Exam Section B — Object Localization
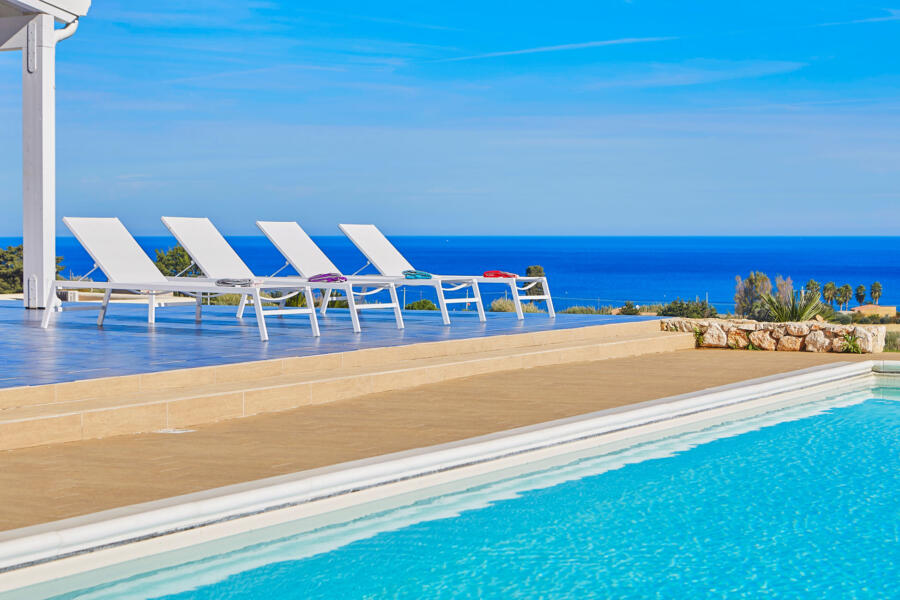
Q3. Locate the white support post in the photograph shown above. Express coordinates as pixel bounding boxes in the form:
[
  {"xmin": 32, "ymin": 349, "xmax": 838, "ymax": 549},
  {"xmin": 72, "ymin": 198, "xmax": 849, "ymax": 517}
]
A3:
[{"xmin": 21, "ymin": 14, "xmax": 56, "ymax": 309}]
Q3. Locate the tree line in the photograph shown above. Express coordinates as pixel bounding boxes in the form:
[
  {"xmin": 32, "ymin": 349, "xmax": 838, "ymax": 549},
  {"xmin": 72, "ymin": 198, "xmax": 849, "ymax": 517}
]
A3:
[
  {"xmin": 735, "ymin": 271, "xmax": 883, "ymax": 319},
  {"xmin": 801, "ymin": 279, "xmax": 881, "ymax": 311},
  {"xmin": 0, "ymin": 245, "xmax": 64, "ymax": 294}
]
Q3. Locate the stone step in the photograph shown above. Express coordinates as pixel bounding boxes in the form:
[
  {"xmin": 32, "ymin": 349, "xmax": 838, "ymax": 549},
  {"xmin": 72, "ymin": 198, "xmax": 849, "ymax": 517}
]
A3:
[
  {"xmin": 0, "ymin": 329, "xmax": 692, "ymax": 451},
  {"xmin": 0, "ymin": 320, "xmax": 661, "ymax": 412}
]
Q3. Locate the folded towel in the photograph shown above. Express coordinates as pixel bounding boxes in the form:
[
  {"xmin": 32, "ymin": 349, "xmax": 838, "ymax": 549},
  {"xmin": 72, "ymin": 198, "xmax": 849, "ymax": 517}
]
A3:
[
  {"xmin": 216, "ymin": 278, "xmax": 253, "ymax": 287},
  {"xmin": 309, "ymin": 272, "xmax": 348, "ymax": 283},
  {"xmin": 483, "ymin": 270, "xmax": 518, "ymax": 278},
  {"xmin": 403, "ymin": 269, "xmax": 432, "ymax": 280}
]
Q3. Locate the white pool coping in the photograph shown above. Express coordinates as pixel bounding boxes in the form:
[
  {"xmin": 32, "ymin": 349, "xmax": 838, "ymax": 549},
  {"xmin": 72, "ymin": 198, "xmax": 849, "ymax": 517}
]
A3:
[{"xmin": 0, "ymin": 359, "xmax": 897, "ymax": 592}]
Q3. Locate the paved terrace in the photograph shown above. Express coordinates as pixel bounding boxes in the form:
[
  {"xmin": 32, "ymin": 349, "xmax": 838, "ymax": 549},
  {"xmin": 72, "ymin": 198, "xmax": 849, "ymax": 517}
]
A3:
[
  {"xmin": 0, "ymin": 348, "xmax": 890, "ymax": 531},
  {"xmin": 0, "ymin": 300, "xmax": 652, "ymax": 388}
]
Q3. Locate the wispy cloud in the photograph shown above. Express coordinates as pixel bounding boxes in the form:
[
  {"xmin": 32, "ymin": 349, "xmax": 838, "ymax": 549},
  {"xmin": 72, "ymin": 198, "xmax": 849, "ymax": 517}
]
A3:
[
  {"xmin": 297, "ymin": 8, "xmax": 463, "ymax": 32},
  {"xmin": 587, "ymin": 60, "xmax": 806, "ymax": 89},
  {"xmin": 438, "ymin": 36, "xmax": 677, "ymax": 62},
  {"xmin": 164, "ymin": 64, "xmax": 344, "ymax": 85},
  {"xmin": 344, "ymin": 14, "xmax": 463, "ymax": 32},
  {"xmin": 815, "ymin": 8, "xmax": 900, "ymax": 27}
]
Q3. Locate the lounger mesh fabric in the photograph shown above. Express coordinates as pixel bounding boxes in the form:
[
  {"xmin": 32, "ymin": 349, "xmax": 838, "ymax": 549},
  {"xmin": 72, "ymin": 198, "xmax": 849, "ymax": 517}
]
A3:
[
  {"xmin": 63, "ymin": 217, "xmax": 168, "ymax": 284},
  {"xmin": 161, "ymin": 216, "xmax": 255, "ymax": 279},
  {"xmin": 338, "ymin": 224, "xmax": 415, "ymax": 277},
  {"xmin": 256, "ymin": 221, "xmax": 339, "ymax": 278}
]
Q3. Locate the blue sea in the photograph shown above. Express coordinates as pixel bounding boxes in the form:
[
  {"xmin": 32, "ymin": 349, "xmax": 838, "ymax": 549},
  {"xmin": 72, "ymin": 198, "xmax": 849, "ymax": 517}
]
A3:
[{"xmin": 2, "ymin": 236, "xmax": 898, "ymax": 311}]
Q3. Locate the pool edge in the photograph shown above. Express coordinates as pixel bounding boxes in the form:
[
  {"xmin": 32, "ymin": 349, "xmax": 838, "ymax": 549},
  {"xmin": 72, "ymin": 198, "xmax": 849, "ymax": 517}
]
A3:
[{"xmin": 0, "ymin": 359, "xmax": 895, "ymax": 585}]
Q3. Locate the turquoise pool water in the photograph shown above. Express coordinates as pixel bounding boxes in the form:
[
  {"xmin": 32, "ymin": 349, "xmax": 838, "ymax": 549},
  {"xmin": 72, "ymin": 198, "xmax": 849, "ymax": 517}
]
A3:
[{"xmin": 27, "ymin": 387, "xmax": 900, "ymax": 599}]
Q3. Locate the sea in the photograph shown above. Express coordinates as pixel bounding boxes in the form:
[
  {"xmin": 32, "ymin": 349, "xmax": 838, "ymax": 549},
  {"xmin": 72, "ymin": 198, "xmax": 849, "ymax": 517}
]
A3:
[{"xmin": 2, "ymin": 236, "xmax": 898, "ymax": 311}]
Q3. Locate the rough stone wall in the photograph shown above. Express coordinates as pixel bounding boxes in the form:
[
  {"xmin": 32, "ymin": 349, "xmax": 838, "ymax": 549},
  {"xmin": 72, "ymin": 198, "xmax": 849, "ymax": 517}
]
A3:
[{"xmin": 661, "ymin": 318, "xmax": 886, "ymax": 353}]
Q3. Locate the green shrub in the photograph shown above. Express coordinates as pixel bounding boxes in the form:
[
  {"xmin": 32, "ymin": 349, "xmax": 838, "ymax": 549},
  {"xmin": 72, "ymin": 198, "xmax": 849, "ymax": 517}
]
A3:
[
  {"xmin": 522, "ymin": 302, "xmax": 545, "ymax": 314},
  {"xmin": 885, "ymin": 331, "xmax": 900, "ymax": 352},
  {"xmin": 284, "ymin": 291, "xmax": 310, "ymax": 307},
  {"xmin": 561, "ymin": 303, "xmax": 646, "ymax": 316},
  {"xmin": 154, "ymin": 246, "xmax": 200, "ymax": 277},
  {"xmin": 560, "ymin": 305, "xmax": 597, "ymax": 314},
  {"xmin": 0, "ymin": 244, "xmax": 64, "ymax": 293},
  {"xmin": 619, "ymin": 301, "xmax": 640, "ymax": 315},
  {"xmin": 490, "ymin": 298, "xmax": 544, "ymax": 313},
  {"xmin": 692, "ymin": 327, "xmax": 704, "ymax": 347},
  {"xmin": 842, "ymin": 333, "xmax": 863, "ymax": 354},
  {"xmin": 734, "ymin": 271, "xmax": 772, "ymax": 320},
  {"xmin": 405, "ymin": 299, "xmax": 437, "ymax": 311},
  {"xmin": 846, "ymin": 312, "xmax": 900, "ymax": 325},
  {"xmin": 208, "ymin": 291, "xmax": 308, "ymax": 307},
  {"xmin": 524, "ymin": 265, "xmax": 546, "ymax": 297},
  {"xmin": 319, "ymin": 289, "xmax": 348, "ymax": 308},
  {"xmin": 208, "ymin": 294, "xmax": 243, "ymax": 306},
  {"xmin": 658, "ymin": 298, "xmax": 717, "ymax": 319}
]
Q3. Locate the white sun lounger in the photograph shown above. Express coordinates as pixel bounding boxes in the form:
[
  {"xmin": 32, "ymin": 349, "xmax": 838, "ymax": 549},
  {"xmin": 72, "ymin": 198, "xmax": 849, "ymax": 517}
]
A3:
[
  {"xmin": 332, "ymin": 224, "xmax": 486, "ymax": 325},
  {"xmin": 161, "ymin": 217, "xmax": 399, "ymax": 334},
  {"xmin": 339, "ymin": 224, "xmax": 555, "ymax": 321},
  {"xmin": 41, "ymin": 218, "xmax": 298, "ymax": 341},
  {"xmin": 256, "ymin": 221, "xmax": 405, "ymax": 329}
]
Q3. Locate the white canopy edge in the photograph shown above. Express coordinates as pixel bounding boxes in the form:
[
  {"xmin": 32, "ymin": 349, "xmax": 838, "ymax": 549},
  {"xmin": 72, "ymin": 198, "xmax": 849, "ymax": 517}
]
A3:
[{"xmin": 0, "ymin": 0, "xmax": 90, "ymax": 23}]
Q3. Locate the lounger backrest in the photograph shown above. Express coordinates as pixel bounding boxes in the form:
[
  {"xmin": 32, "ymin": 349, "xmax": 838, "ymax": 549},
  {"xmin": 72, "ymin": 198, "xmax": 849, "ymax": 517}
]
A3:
[
  {"xmin": 256, "ymin": 221, "xmax": 339, "ymax": 278},
  {"xmin": 161, "ymin": 217, "xmax": 254, "ymax": 279},
  {"xmin": 63, "ymin": 217, "xmax": 168, "ymax": 284},
  {"xmin": 338, "ymin": 224, "xmax": 414, "ymax": 277}
]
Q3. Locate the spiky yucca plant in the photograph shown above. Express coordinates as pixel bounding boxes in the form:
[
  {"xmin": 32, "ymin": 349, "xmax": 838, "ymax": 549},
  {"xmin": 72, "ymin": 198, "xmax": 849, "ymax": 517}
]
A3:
[{"xmin": 762, "ymin": 291, "xmax": 824, "ymax": 322}]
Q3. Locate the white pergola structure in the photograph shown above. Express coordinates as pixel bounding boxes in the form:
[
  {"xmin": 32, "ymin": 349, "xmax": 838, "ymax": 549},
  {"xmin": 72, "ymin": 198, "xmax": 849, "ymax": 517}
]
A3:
[{"xmin": 0, "ymin": 0, "xmax": 90, "ymax": 308}]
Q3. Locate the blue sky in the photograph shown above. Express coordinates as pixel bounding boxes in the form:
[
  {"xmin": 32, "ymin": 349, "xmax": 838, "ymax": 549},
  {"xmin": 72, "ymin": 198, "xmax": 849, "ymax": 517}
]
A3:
[{"xmin": 1, "ymin": 1, "xmax": 899, "ymax": 235}]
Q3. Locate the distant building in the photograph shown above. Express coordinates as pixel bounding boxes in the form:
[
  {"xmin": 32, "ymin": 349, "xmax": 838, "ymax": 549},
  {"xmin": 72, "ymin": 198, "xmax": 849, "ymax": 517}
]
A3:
[{"xmin": 851, "ymin": 304, "xmax": 897, "ymax": 317}]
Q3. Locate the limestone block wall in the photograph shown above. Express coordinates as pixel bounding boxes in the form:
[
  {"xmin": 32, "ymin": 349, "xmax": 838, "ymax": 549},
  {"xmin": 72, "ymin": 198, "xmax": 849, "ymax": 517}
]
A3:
[{"xmin": 661, "ymin": 318, "xmax": 886, "ymax": 353}]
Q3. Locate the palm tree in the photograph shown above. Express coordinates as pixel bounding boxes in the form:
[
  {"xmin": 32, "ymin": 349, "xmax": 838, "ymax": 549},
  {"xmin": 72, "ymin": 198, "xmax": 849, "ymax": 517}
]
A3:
[
  {"xmin": 804, "ymin": 279, "xmax": 821, "ymax": 300},
  {"xmin": 823, "ymin": 282, "xmax": 837, "ymax": 307},
  {"xmin": 838, "ymin": 284, "xmax": 852, "ymax": 311},
  {"xmin": 855, "ymin": 285, "xmax": 867, "ymax": 306},
  {"xmin": 871, "ymin": 281, "xmax": 883, "ymax": 305}
]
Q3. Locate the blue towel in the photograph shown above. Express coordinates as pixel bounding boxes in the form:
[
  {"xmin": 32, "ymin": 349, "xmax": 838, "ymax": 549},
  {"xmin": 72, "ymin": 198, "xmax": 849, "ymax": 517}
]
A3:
[{"xmin": 403, "ymin": 270, "xmax": 432, "ymax": 280}]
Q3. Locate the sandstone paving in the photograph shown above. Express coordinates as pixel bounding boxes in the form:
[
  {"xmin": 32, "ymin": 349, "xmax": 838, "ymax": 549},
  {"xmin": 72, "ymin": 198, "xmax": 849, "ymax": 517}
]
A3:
[{"xmin": 0, "ymin": 349, "xmax": 891, "ymax": 531}]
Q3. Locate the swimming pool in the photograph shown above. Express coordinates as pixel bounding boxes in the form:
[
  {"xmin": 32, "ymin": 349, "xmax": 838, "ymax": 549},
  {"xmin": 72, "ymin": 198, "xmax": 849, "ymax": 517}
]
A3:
[{"xmin": 2, "ymin": 364, "xmax": 898, "ymax": 599}]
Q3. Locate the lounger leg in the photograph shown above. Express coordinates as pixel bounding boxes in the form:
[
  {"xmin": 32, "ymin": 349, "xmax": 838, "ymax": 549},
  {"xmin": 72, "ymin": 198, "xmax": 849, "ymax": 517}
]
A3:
[
  {"xmin": 304, "ymin": 287, "xmax": 320, "ymax": 337},
  {"xmin": 251, "ymin": 289, "xmax": 268, "ymax": 341},
  {"xmin": 195, "ymin": 294, "xmax": 203, "ymax": 322},
  {"xmin": 236, "ymin": 294, "xmax": 247, "ymax": 319},
  {"xmin": 543, "ymin": 278, "xmax": 556, "ymax": 318},
  {"xmin": 471, "ymin": 281, "xmax": 486, "ymax": 322},
  {"xmin": 40, "ymin": 281, "xmax": 58, "ymax": 329},
  {"xmin": 98, "ymin": 289, "xmax": 112, "ymax": 326},
  {"xmin": 510, "ymin": 282, "xmax": 525, "ymax": 320},
  {"xmin": 320, "ymin": 288, "xmax": 332, "ymax": 315},
  {"xmin": 345, "ymin": 286, "xmax": 361, "ymax": 333},
  {"xmin": 389, "ymin": 284, "xmax": 405, "ymax": 329},
  {"xmin": 435, "ymin": 284, "xmax": 451, "ymax": 325},
  {"xmin": 148, "ymin": 292, "xmax": 156, "ymax": 324}
]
